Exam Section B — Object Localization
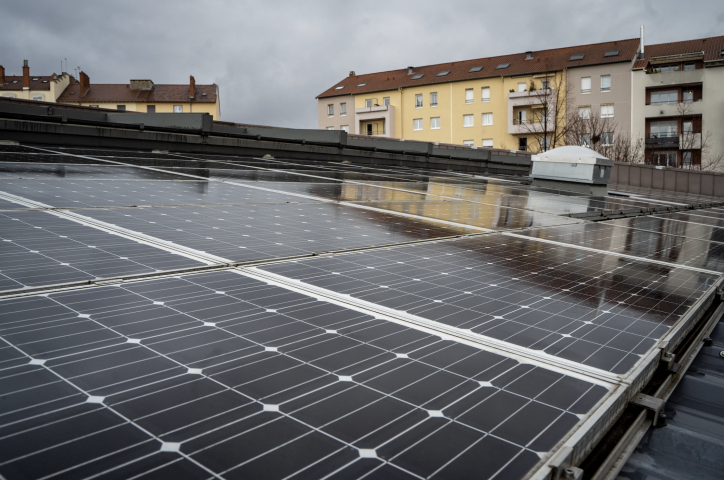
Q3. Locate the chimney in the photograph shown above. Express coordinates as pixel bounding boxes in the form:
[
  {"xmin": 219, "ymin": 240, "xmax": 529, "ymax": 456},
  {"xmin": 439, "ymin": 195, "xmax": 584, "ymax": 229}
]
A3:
[
  {"xmin": 189, "ymin": 75, "xmax": 195, "ymax": 98},
  {"xmin": 525, "ymin": 51, "xmax": 533, "ymax": 60},
  {"xmin": 407, "ymin": 66, "xmax": 414, "ymax": 75},
  {"xmin": 22, "ymin": 60, "xmax": 29, "ymax": 90},
  {"xmin": 0, "ymin": 65, "xmax": 5, "ymax": 85},
  {"xmin": 349, "ymin": 71, "xmax": 356, "ymax": 77},
  {"xmin": 640, "ymin": 25, "xmax": 645, "ymax": 60},
  {"xmin": 79, "ymin": 71, "xmax": 90, "ymax": 96}
]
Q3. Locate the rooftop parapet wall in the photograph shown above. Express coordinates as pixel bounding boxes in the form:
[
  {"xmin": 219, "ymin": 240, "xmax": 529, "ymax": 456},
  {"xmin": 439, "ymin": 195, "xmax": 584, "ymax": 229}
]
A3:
[{"xmin": 611, "ymin": 161, "xmax": 724, "ymax": 197}]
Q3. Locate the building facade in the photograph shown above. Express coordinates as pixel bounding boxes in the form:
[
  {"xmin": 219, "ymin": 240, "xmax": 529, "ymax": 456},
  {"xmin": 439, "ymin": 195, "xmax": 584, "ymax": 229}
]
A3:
[
  {"xmin": 631, "ymin": 37, "xmax": 724, "ymax": 170},
  {"xmin": 318, "ymin": 92, "xmax": 355, "ymax": 133},
  {"xmin": 0, "ymin": 61, "xmax": 220, "ymax": 120}
]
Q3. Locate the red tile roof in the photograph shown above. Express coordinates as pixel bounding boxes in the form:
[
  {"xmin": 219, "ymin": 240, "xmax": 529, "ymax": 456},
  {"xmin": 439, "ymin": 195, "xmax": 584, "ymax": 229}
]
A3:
[
  {"xmin": 633, "ymin": 35, "xmax": 724, "ymax": 69},
  {"xmin": 56, "ymin": 83, "xmax": 217, "ymax": 103},
  {"xmin": 317, "ymin": 38, "xmax": 640, "ymax": 99},
  {"xmin": 0, "ymin": 75, "xmax": 55, "ymax": 91}
]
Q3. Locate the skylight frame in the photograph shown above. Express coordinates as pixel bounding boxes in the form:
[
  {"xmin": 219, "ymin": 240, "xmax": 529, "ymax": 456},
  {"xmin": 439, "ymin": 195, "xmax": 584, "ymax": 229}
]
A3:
[
  {"xmin": 469, "ymin": 66, "xmax": 483, "ymax": 72},
  {"xmin": 496, "ymin": 63, "xmax": 510, "ymax": 70},
  {"xmin": 411, "ymin": 74, "xmax": 424, "ymax": 80},
  {"xmin": 436, "ymin": 71, "xmax": 450, "ymax": 77},
  {"xmin": 570, "ymin": 54, "xmax": 585, "ymax": 61},
  {"xmin": 357, "ymin": 83, "xmax": 367, "ymax": 87},
  {"xmin": 334, "ymin": 86, "xmax": 345, "ymax": 90},
  {"xmin": 604, "ymin": 50, "xmax": 620, "ymax": 57}
]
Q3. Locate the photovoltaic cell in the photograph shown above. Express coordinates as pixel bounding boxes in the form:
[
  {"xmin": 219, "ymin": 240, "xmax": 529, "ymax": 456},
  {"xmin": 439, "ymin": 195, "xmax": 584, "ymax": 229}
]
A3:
[
  {"xmin": 259, "ymin": 235, "xmax": 717, "ymax": 374},
  {"xmin": 0, "ymin": 270, "xmax": 609, "ymax": 480},
  {"xmin": 0, "ymin": 210, "xmax": 203, "ymax": 291},
  {"xmin": 606, "ymin": 215, "xmax": 724, "ymax": 244}
]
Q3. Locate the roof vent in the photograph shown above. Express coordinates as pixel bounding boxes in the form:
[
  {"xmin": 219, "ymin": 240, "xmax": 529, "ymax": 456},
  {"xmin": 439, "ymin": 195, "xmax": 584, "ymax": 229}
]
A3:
[
  {"xmin": 411, "ymin": 74, "xmax": 424, "ymax": 80},
  {"xmin": 496, "ymin": 63, "xmax": 510, "ymax": 70},
  {"xmin": 407, "ymin": 66, "xmax": 414, "ymax": 75},
  {"xmin": 130, "ymin": 79, "xmax": 154, "ymax": 91},
  {"xmin": 604, "ymin": 50, "xmax": 620, "ymax": 57},
  {"xmin": 525, "ymin": 52, "xmax": 533, "ymax": 60},
  {"xmin": 469, "ymin": 66, "xmax": 483, "ymax": 72},
  {"xmin": 436, "ymin": 71, "xmax": 450, "ymax": 77},
  {"xmin": 570, "ymin": 54, "xmax": 585, "ymax": 61}
]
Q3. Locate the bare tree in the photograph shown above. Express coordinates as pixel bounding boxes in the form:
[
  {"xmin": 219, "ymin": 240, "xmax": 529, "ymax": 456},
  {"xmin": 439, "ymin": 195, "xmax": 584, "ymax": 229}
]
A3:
[
  {"xmin": 675, "ymin": 101, "xmax": 723, "ymax": 171},
  {"xmin": 566, "ymin": 107, "xmax": 645, "ymax": 163},
  {"xmin": 514, "ymin": 69, "xmax": 576, "ymax": 153}
]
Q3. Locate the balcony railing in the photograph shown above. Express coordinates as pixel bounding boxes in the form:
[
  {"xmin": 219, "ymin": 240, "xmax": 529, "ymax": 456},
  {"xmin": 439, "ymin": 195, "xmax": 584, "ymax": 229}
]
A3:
[
  {"xmin": 650, "ymin": 133, "xmax": 678, "ymax": 138},
  {"xmin": 361, "ymin": 129, "xmax": 385, "ymax": 136},
  {"xmin": 513, "ymin": 118, "xmax": 537, "ymax": 125}
]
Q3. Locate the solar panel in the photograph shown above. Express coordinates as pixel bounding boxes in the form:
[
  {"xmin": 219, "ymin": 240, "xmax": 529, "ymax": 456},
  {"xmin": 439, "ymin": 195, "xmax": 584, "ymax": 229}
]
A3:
[
  {"xmin": 496, "ymin": 63, "xmax": 510, "ymax": 69},
  {"xmin": 604, "ymin": 50, "xmax": 620, "ymax": 57},
  {"xmin": 469, "ymin": 66, "xmax": 483, "ymax": 72},
  {"xmin": 436, "ymin": 71, "xmax": 450, "ymax": 76},
  {"xmin": 1, "ymin": 141, "xmax": 723, "ymax": 479},
  {"xmin": 570, "ymin": 54, "xmax": 585, "ymax": 61},
  {"xmin": 411, "ymin": 74, "xmax": 424, "ymax": 80}
]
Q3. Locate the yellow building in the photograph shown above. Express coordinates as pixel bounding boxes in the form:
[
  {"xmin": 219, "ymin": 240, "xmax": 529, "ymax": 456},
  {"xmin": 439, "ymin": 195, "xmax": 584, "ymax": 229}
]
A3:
[
  {"xmin": 1, "ymin": 60, "xmax": 220, "ymax": 120},
  {"xmin": 318, "ymin": 39, "xmax": 639, "ymax": 151}
]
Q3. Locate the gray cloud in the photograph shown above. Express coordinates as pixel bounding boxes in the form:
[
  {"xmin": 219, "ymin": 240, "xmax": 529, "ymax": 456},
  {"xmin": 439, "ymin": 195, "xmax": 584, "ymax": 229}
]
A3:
[{"xmin": 1, "ymin": 0, "xmax": 721, "ymax": 128}]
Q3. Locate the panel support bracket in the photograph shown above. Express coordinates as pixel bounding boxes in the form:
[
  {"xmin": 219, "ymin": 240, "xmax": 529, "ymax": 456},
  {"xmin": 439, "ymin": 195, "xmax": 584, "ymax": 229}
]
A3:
[{"xmin": 630, "ymin": 393, "xmax": 667, "ymax": 428}]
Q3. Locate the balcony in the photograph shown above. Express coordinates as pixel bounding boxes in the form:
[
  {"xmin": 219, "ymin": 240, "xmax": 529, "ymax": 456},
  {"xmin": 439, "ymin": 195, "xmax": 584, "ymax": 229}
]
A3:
[
  {"xmin": 359, "ymin": 129, "xmax": 386, "ymax": 136},
  {"xmin": 355, "ymin": 104, "xmax": 395, "ymax": 138},
  {"xmin": 645, "ymin": 133, "xmax": 679, "ymax": 149},
  {"xmin": 508, "ymin": 89, "xmax": 554, "ymax": 134},
  {"xmin": 641, "ymin": 68, "xmax": 704, "ymax": 88},
  {"xmin": 643, "ymin": 99, "xmax": 703, "ymax": 118}
]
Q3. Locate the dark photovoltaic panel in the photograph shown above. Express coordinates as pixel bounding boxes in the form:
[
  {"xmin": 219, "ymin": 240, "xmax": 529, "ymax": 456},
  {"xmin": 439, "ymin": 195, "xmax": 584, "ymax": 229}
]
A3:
[
  {"xmin": 516, "ymin": 222, "xmax": 724, "ymax": 273},
  {"xmin": 0, "ymin": 270, "xmax": 609, "ymax": 479},
  {"xmin": 73, "ymin": 203, "xmax": 468, "ymax": 262},
  {"xmin": 652, "ymin": 211, "xmax": 724, "ymax": 230},
  {"xmin": 0, "ymin": 179, "xmax": 303, "ymax": 208},
  {"xmin": 0, "ymin": 197, "xmax": 27, "ymax": 210},
  {"xmin": 606, "ymin": 215, "xmax": 724, "ymax": 244},
  {"xmin": 0, "ymin": 162, "xmax": 184, "ymax": 180},
  {"xmin": 0, "ymin": 210, "xmax": 203, "ymax": 291},
  {"xmin": 259, "ymin": 235, "xmax": 717, "ymax": 374}
]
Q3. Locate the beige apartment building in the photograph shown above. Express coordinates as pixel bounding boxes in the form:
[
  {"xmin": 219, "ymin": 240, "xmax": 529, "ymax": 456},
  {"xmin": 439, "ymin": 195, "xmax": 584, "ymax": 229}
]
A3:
[
  {"xmin": 0, "ymin": 60, "xmax": 221, "ymax": 120},
  {"xmin": 317, "ymin": 93, "xmax": 355, "ymax": 133}
]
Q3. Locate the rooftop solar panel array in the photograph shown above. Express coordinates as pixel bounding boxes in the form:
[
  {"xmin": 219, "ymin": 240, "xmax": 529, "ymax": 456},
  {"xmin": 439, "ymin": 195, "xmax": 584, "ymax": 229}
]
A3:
[{"xmin": 0, "ymin": 144, "xmax": 722, "ymax": 480}]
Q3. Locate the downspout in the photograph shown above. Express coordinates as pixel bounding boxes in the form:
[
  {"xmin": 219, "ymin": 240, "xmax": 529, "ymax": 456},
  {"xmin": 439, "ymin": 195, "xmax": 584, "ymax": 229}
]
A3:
[
  {"xmin": 449, "ymin": 82, "xmax": 453, "ymax": 143},
  {"xmin": 398, "ymin": 87, "xmax": 403, "ymax": 138}
]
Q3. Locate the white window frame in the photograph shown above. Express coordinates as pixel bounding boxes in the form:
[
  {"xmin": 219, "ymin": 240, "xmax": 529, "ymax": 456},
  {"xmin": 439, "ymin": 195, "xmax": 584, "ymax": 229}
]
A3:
[
  {"xmin": 581, "ymin": 77, "xmax": 591, "ymax": 94},
  {"xmin": 600, "ymin": 104, "xmax": 614, "ymax": 118},
  {"xmin": 517, "ymin": 82, "xmax": 527, "ymax": 92},
  {"xmin": 578, "ymin": 106, "xmax": 591, "ymax": 119},
  {"xmin": 340, "ymin": 125, "xmax": 349, "ymax": 133},
  {"xmin": 482, "ymin": 139, "xmax": 493, "ymax": 147},
  {"xmin": 173, "ymin": 105, "xmax": 183, "ymax": 113},
  {"xmin": 601, "ymin": 132, "xmax": 614, "ymax": 146},
  {"xmin": 463, "ymin": 140, "xmax": 474, "ymax": 146},
  {"xmin": 481, "ymin": 87, "xmax": 490, "ymax": 103},
  {"xmin": 415, "ymin": 94, "xmax": 423, "ymax": 108},
  {"xmin": 465, "ymin": 89, "xmax": 474, "ymax": 104},
  {"xmin": 683, "ymin": 120, "xmax": 693, "ymax": 134},
  {"xmin": 600, "ymin": 75, "xmax": 611, "ymax": 92},
  {"xmin": 340, "ymin": 103, "xmax": 346, "ymax": 116},
  {"xmin": 430, "ymin": 117, "xmax": 440, "ymax": 130},
  {"xmin": 579, "ymin": 134, "xmax": 591, "ymax": 147},
  {"xmin": 327, "ymin": 104, "xmax": 334, "ymax": 117},
  {"xmin": 463, "ymin": 114, "xmax": 474, "ymax": 127},
  {"xmin": 365, "ymin": 99, "xmax": 372, "ymax": 108},
  {"xmin": 326, "ymin": 126, "xmax": 334, "ymax": 130},
  {"xmin": 1, "ymin": 93, "xmax": 17, "ymax": 98},
  {"xmin": 541, "ymin": 80, "xmax": 550, "ymax": 89},
  {"xmin": 482, "ymin": 113, "xmax": 493, "ymax": 126},
  {"xmin": 383, "ymin": 97, "xmax": 390, "ymax": 106},
  {"xmin": 413, "ymin": 118, "xmax": 423, "ymax": 131},
  {"xmin": 31, "ymin": 93, "xmax": 45, "ymax": 101},
  {"xmin": 430, "ymin": 92, "xmax": 438, "ymax": 107}
]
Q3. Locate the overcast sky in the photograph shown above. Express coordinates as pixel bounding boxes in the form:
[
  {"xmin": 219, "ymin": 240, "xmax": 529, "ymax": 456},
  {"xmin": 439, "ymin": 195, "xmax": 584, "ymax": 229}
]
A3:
[{"xmin": 1, "ymin": 0, "xmax": 722, "ymax": 128}]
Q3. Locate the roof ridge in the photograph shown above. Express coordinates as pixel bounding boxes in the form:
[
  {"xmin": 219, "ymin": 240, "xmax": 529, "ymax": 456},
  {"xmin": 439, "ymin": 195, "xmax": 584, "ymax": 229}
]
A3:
[{"xmin": 647, "ymin": 34, "xmax": 724, "ymax": 49}]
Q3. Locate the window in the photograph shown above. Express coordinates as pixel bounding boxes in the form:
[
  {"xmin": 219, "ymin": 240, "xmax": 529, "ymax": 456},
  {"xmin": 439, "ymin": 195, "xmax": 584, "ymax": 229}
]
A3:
[
  {"xmin": 463, "ymin": 114, "xmax": 474, "ymax": 127},
  {"xmin": 413, "ymin": 118, "xmax": 423, "ymax": 131},
  {"xmin": 541, "ymin": 80, "xmax": 550, "ymax": 89},
  {"xmin": 118, "ymin": 105, "xmax": 127, "ymax": 111},
  {"xmin": 430, "ymin": 92, "xmax": 438, "ymax": 107},
  {"xmin": 517, "ymin": 82, "xmax": 526, "ymax": 92},
  {"xmin": 465, "ymin": 89, "xmax": 474, "ymax": 104},
  {"xmin": 31, "ymin": 94, "xmax": 44, "ymax": 101},
  {"xmin": 89, "ymin": 105, "xmax": 99, "ymax": 108},
  {"xmin": 1, "ymin": 93, "xmax": 17, "ymax": 98},
  {"xmin": 463, "ymin": 140, "xmax": 474, "ymax": 146},
  {"xmin": 481, "ymin": 87, "xmax": 490, "ymax": 103},
  {"xmin": 602, "ymin": 132, "xmax": 614, "ymax": 146},
  {"xmin": 326, "ymin": 127, "xmax": 334, "ymax": 130},
  {"xmin": 383, "ymin": 97, "xmax": 390, "ymax": 106},
  {"xmin": 581, "ymin": 77, "xmax": 591, "ymax": 94},
  {"xmin": 684, "ymin": 64, "xmax": 695, "ymax": 71},
  {"xmin": 682, "ymin": 90, "xmax": 693, "ymax": 103},
  {"xmin": 437, "ymin": 71, "xmax": 450, "ymax": 77},
  {"xmin": 496, "ymin": 63, "xmax": 510, "ymax": 70},
  {"xmin": 482, "ymin": 139, "xmax": 493, "ymax": 147},
  {"xmin": 657, "ymin": 65, "xmax": 680, "ymax": 73},
  {"xmin": 340, "ymin": 103, "xmax": 346, "ymax": 116},
  {"xmin": 600, "ymin": 104, "xmax": 614, "ymax": 118},
  {"xmin": 365, "ymin": 99, "xmax": 372, "ymax": 108},
  {"xmin": 570, "ymin": 54, "xmax": 585, "ymax": 61},
  {"xmin": 579, "ymin": 134, "xmax": 591, "ymax": 147},
  {"xmin": 357, "ymin": 83, "xmax": 367, "ymax": 87},
  {"xmin": 340, "ymin": 125, "xmax": 349, "ymax": 133},
  {"xmin": 650, "ymin": 120, "xmax": 678, "ymax": 138},
  {"xmin": 415, "ymin": 94, "xmax": 423, "ymax": 108},
  {"xmin": 683, "ymin": 120, "xmax": 693, "ymax": 134},
  {"xmin": 516, "ymin": 110, "xmax": 527, "ymax": 125},
  {"xmin": 173, "ymin": 105, "xmax": 182, "ymax": 113},
  {"xmin": 578, "ymin": 106, "xmax": 591, "ymax": 119},
  {"xmin": 650, "ymin": 90, "xmax": 677, "ymax": 105},
  {"xmin": 335, "ymin": 86, "xmax": 345, "ymax": 90},
  {"xmin": 683, "ymin": 151, "xmax": 692, "ymax": 166},
  {"xmin": 600, "ymin": 75, "xmax": 611, "ymax": 92},
  {"xmin": 650, "ymin": 151, "xmax": 678, "ymax": 167},
  {"xmin": 327, "ymin": 104, "xmax": 334, "ymax": 117},
  {"xmin": 604, "ymin": 50, "xmax": 620, "ymax": 57},
  {"xmin": 542, "ymin": 135, "xmax": 551, "ymax": 151},
  {"xmin": 411, "ymin": 74, "xmax": 424, "ymax": 80},
  {"xmin": 469, "ymin": 66, "xmax": 483, "ymax": 72},
  {"xmin": 518, "ymin": 137, "xmax": 527, "ymax": 151},
  {"xmin": 431, "ymin": 117, "xmax": 440, "ymax": 129},
  {"xmin": 482, "ymin": 113, "xmax": 493, "ymax": 126}
]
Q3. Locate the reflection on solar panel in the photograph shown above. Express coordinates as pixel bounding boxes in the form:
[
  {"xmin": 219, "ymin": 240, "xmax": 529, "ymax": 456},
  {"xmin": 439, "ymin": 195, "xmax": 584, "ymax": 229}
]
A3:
[{"xmin": 0, "ymin": 144, "xmax": 722, "ymax": 479}]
